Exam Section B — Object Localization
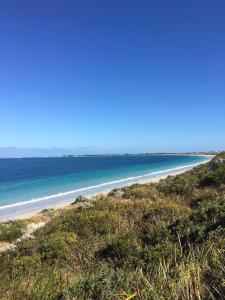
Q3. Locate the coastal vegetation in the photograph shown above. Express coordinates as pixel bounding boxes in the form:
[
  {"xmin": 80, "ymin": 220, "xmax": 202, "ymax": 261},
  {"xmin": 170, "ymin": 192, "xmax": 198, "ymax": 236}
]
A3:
[
  {"xmin": 0, "ymin": 153, "xmax": 224, "ymax": 299},
  {"xmin": 0, "ymin": 220, "xmax": 26, "ymax": 243}
]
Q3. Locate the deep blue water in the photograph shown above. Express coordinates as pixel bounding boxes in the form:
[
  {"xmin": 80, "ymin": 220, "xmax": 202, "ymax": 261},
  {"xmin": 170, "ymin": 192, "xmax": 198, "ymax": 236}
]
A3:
[{"xmin": 0, "ymin": 155, "xmax": 209, "ymax": 209}]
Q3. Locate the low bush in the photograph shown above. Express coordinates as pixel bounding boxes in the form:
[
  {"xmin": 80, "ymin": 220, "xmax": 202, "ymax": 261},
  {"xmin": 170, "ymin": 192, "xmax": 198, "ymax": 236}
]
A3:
[
  {"xmin": 99, "ymin": 231, "xmax": 142, "ymax": 267},
  {"xmin": 122, "ymin": 183, "xmax": 159, "ymax": 200},
  {"xmin": 0, "ymin": 220, "xmax": 26, "ymax": 243},
  {"xmin": 38, "ymin": 232, "xmax": 72, "ymax": 265}
]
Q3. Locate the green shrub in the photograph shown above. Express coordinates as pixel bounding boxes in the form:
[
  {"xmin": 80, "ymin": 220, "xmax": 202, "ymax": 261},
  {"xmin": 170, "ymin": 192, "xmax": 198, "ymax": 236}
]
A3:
[
  {"xmin": 99, "ymin": 231, "xmax": 142, "ymax": 267},
  {"xmin": 169, "ymin": 199, "xmax": 225, "ymax": 246},
  {"xmin": 157, "ymin": 175, "xmax": 196, "ymax": 196},
  {"xmin": 213, "ymin": 165, "xmax": 225, "ymax": 185},
  {"xmin": 38, "ymin": 232, "xmax": 71, "ymax": 265},
  {"xmin": 56, "ymin": 209, "xmax": 124, "ymax": 237},
  {"xmin": 122, "ymin": 183, "xmax": 159, "ymax": 200},
  {"xmin": 190, "ymin": 189, "xmax": 218, "ymax": 208},
  {"xmin": 0, "ymin": 221, "xmax": 26, "ymax": 243}
]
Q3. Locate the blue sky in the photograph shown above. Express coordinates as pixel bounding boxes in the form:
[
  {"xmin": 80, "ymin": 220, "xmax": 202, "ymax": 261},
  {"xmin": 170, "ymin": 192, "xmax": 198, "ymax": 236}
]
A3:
[{"xmin": 0, "ymin": 0, "xmax": 225, "ymax": 154}]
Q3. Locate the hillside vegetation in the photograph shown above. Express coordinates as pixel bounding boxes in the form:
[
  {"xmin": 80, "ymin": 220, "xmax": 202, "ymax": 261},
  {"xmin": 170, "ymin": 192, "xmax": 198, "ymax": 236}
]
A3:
[{"xmin": 0, "ymin": 154, "xmax": 224, "ymax": 299}]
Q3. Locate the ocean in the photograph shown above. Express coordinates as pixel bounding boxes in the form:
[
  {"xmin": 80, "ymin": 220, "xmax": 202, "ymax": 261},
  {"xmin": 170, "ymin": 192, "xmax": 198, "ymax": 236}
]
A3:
[{"xmin": 0, "ymin": 155, "xmax": 211, "ymax": 220}]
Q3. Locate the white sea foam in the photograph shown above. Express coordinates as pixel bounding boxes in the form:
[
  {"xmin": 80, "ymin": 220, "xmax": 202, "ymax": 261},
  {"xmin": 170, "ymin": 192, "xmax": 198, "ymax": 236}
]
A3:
[{"xmin": 0, "ymin": 158, "xmax": 211, "ymax": 211}]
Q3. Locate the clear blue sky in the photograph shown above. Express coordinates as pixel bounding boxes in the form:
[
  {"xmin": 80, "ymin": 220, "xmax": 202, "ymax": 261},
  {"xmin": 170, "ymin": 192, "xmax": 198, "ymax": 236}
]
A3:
[{"xmin": 1, "ymin": 0, "xmax": 225, "ymax": 153}]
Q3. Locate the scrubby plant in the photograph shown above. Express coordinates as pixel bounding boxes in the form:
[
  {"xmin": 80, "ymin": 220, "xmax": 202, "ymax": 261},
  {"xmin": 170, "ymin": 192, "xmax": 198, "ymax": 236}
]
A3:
[
  {"xmin": 0, "ymin": 220, "xmax": 26, "ymax": 243},
  {"xmin": 122, "ymin": 183, "xmax": 159, "ymax": 200}
]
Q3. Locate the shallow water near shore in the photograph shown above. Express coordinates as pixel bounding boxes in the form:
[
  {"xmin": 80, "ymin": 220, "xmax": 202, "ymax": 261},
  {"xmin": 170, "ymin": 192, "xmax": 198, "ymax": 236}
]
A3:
[{"xmin": 0, "ymin": 155, "xmax": 211, "ymax": 220}]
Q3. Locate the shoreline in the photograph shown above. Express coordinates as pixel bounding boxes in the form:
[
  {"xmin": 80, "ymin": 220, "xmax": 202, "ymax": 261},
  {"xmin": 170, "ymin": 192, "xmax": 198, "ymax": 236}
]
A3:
[
  {"xmin": 1, "ymin": 168, "xmax": 189, "ymax": 222},
  {"xmin": 0, "ymin": 156, "xmax": 212, "ymax": 222}
]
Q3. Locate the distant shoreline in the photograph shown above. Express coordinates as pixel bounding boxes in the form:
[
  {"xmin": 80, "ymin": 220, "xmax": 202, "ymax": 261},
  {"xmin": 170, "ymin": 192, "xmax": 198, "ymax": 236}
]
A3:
[
  {"xmin": 0, "ymin": 155, "xmax": 213, "ymax": 222},
  {"xmin": 0, "ymin": 153, "xmax": 216, "ymax": 159}
]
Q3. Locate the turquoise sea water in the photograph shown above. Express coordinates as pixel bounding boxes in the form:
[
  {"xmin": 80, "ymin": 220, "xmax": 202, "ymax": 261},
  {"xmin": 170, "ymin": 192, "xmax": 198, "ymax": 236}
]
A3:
[{"xmin": 0, "ymin": 155, "xmax": 211, "ymax": 220}]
